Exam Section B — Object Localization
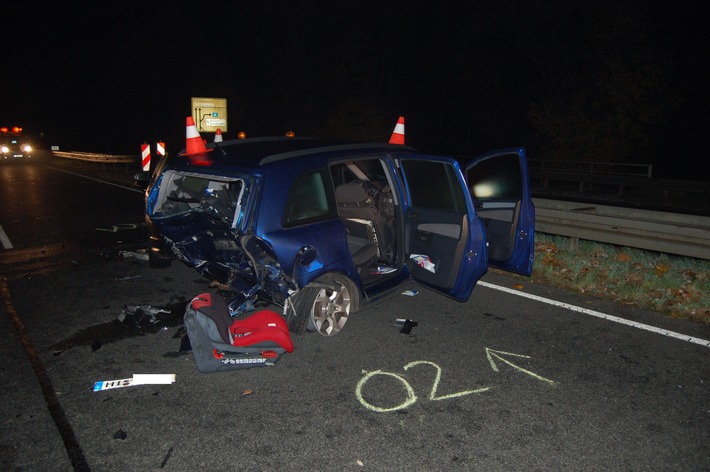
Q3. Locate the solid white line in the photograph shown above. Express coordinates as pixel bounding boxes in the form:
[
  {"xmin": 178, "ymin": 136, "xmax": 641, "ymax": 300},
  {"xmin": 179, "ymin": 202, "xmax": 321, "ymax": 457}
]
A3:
[
  {"xmin": 478, "ymin": 280, "xmax": 710, "ymax": 348},
  {"xmin": 45, "ymin": 165, "xmax": 143, "ymax": 193},
  {"xmin": 0, "ymin": 225, "xmax": 13, "ymax": 249}
]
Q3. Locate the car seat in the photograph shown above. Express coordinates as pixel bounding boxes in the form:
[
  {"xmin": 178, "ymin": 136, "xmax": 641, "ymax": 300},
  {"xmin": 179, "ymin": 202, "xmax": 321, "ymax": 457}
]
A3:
[
  {"xmin": 336, "ymin": 181, "xmax": 394, "ymax": 262},
  {"xmin": 184, "ymin": 292, "xmax": 294, "ymax": 373}
]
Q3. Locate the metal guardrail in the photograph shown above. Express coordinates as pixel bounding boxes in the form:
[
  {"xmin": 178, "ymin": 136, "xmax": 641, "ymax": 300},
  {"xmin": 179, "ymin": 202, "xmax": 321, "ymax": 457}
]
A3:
[
  {"xmin": 534, "ymin": 198, "xmax": 710, "ymax": 260},
  {"xmin": 530, "ymin": 170, "xmax": 710, "ymax": 200},
  {"xmin": 529, "ymin": 159, "xmax": 653, "ymax": 177},
  {"xmin": 53, "ymin": 151, "xmax": 136, "ymax": 164}
]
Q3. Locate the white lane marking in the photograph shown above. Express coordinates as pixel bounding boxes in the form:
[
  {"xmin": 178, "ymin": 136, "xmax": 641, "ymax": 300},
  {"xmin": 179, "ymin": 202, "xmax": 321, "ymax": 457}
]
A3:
[
  {"xmin": 0, "ymin": 225, "xmax": 14, "ymax": 249},
  {"xmin": 45, "ymin": 166, "xmax": 143, "ymax": 193},
  {"xmin": 478, "ymin": 280, "xmax": 710, "ymax": 348}
]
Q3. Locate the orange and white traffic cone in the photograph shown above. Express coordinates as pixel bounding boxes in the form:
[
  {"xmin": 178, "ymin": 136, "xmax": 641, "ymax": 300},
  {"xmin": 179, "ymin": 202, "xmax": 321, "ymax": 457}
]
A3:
[
  {"xmin": 389, "ymin": 116, "xmax": 405, "ymax": 145},
  {"xmin": 214, "ymin": 129, "xmax": 223, "ymax": 143},
  {"xmin": 181, "ymin": 116, "xmax": 213, "ymax": 156}
]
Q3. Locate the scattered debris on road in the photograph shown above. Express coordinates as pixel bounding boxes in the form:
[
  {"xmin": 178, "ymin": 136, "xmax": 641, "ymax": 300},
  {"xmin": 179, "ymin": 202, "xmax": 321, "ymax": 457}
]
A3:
[
  {"xmin": 93, "ymin": 374, "xmax": 176, "ymax": 392},
  {"xmin": 395, "ymin": 318, "xmax": 418, "ymax": 334}
]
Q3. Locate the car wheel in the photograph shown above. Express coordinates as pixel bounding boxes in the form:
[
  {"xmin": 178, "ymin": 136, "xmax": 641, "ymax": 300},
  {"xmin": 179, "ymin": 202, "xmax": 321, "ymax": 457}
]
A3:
[{"xmin": 289, "ymin": 274, "xmax": 357, "ymax": 336}]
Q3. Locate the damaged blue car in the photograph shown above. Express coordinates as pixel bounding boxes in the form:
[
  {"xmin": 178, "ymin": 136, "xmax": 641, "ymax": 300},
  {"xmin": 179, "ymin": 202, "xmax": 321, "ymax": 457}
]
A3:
[{"xmin": 143, "ymin": 117, "xmax": 534, "ymax": 336}]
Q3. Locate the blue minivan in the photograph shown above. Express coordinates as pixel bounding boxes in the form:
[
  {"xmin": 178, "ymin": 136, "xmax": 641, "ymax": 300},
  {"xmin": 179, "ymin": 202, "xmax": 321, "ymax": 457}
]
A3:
[{"xmin": 144, "ymin": 118, "xmax": 534, "ymax": 336}]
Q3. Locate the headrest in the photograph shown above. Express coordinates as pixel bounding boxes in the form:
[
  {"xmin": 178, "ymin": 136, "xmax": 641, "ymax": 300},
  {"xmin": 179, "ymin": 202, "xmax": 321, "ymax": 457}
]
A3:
[{"xmin": 335, "ymin": 182, "xmax": 368, "ymax": 202}]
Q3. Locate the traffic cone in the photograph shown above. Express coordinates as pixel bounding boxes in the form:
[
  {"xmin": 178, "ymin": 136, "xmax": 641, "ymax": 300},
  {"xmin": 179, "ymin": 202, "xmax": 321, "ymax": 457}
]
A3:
[
  {"xmin": 389, "ymin": 116, "xmax": 405, "ymax": 145},
  {"xmin": 214, "ymin": 129, "xmax": 223, "ymax": 143},
  {"xmin": 180, "ymin": 116, "xmax": 213, "ymax": 156}
]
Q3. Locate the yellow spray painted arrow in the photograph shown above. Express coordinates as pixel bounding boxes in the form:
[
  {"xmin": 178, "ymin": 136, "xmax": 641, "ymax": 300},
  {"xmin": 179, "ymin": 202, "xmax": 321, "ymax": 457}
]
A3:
[{"xmin": 485, "ymin": 348, "xmax": 557, "ymax": 385}]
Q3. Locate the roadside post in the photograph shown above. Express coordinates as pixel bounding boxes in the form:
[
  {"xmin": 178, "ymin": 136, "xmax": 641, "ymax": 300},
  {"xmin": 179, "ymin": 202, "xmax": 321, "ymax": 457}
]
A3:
[
  {"xmin": 156, "ymin": 141, "xmax": 166, "ymax": 161},
  {"xmin": 141, "ymin": 143, "xmax": 151, "ymax": 173}
]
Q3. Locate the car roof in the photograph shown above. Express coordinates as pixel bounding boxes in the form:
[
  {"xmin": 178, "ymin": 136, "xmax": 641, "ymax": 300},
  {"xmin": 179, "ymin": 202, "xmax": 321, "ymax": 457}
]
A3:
[{"xmin": 174, "ymin": 137, "xmax": 416, "ymax": 170}]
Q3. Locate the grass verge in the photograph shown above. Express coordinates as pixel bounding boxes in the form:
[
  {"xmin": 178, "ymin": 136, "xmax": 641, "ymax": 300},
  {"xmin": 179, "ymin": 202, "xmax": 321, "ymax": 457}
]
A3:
[{"xmin": 518, "ymin": 233, "xmax": 710, "ymax": 326}]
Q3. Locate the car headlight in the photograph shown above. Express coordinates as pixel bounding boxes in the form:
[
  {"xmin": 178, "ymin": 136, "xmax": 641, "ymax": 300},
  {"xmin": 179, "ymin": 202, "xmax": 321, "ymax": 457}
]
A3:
[
  {"xmin": 22, "ymin": 144, "xmax": 31, "ymax": 152},
  {"xmin": 1, "ymin": 145, "xmax": 8, "ymax": 153}
]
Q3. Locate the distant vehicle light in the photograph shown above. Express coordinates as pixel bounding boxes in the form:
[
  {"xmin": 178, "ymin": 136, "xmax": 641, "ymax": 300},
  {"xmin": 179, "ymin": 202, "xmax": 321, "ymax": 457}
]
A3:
[
  {"xmin": 0, "ymin": 127, "xmax": 7, "ymax": 134},
  {"xmin": 1, "ymin": 145, "xmax": 8, "ymax": 153},
  {"xmin": 285, "ymin": 130, "xmax": 295, "ymax": 138},
  {"xmin": 22, "ymin": 144, "xmax": 32, "ymax": 152},
  {"xmin": 238, "ymin": 131, "xmax": 246, "ymax": 139},
  {"xmin": 12, "ymin": 126, "xmax": 22, "ymax": 134}
]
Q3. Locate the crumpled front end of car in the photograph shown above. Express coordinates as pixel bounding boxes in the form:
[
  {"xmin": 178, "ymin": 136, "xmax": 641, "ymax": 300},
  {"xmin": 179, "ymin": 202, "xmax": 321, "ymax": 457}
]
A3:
[{"xmin": 146, "ymin": 169, "xmax": 297, "ymax": 314}]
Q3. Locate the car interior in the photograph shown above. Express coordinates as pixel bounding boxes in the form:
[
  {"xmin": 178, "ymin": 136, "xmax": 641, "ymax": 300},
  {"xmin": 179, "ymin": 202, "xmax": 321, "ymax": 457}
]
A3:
[
  {"xmin": 330, "ymin": 159, "xmax": 399, "ymax": 283},
  {"xmin": 153, "ymin": 171, "xmax": 244, "ymax": 227}
]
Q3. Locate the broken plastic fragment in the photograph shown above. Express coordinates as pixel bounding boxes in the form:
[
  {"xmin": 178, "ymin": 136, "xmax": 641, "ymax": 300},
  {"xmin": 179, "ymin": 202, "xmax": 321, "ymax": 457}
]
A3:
[
  {"xmin": 119, "ymin": 250, "xmax": 149, "ymax": 261},
  {"xmin": 395, "ymin": 318, "xmax": 418, "ymax": 334},
  {"xmin": 370, "ymin": 266, "xmax": 397, "ymax": 275},
  {"xmin": 160, "ymin": 447, "xmax": 174, "ymax": 468},
  {"xmin": 93, "ymin": 374, "xmax": 176, "ymax": 391},
  {"xmin": 115, "ymin": 275, "xmax": 141, "ymax": 281},
  {"xmin": 133, "ymin": 374, "xmax": 176, "ymax": 385},
  {"xmin": 117, "ymin": 305, "xmax": 170, "ymax": 328}
]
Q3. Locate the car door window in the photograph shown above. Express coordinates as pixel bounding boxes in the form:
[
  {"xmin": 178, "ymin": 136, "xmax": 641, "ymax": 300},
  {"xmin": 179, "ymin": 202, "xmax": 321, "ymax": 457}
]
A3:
[
  {"xmin": 467, "ymin": 153, "xmax": 522, "ymax": 201},
  {"xmin": 465, "ymin": 148, "xmax": 535, "ymax": 275},
  {"xmin": 283, "ymin": 170, "xmax": 334, "ymax": 226},
  {"xmin": 467, "ymin": 153, "xmax": 522, "ymax": 262},
  {"xmin": 403, "ymin": 160, "xmax": 467, "ymax": 211}
]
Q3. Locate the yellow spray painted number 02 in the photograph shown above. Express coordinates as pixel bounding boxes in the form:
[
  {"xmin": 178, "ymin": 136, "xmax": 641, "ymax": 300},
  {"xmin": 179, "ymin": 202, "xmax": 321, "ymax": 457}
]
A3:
[{"xmin": 356, "ymin": 360, "xmax": 490, "ymax": 413}]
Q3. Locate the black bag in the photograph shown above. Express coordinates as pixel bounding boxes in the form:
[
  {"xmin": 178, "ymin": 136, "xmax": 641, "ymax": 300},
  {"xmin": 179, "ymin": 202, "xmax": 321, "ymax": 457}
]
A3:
[{"xmin": 184, "ymin": 292, "xmax": 294, "ymax": 373}]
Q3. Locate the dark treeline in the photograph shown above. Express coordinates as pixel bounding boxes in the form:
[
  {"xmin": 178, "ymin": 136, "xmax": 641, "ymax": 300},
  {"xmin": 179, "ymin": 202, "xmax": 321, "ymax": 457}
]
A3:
[{"xmin": 4, "ymin": 1, "xmax": 707, "ymax": 179}]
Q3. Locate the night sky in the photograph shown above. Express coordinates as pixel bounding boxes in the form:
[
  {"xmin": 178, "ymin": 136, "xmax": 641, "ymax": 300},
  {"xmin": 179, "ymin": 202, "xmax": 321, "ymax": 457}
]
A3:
[{"xmin": 3, "ymin": 1, "xmax": 709, "ymax": 179}]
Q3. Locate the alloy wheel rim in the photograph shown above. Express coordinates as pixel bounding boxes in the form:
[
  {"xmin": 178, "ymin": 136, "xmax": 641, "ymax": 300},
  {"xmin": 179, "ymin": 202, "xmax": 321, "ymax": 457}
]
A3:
[{"xmin": 312, "ymin": 282, "xmax": 351, "ymax": 336}]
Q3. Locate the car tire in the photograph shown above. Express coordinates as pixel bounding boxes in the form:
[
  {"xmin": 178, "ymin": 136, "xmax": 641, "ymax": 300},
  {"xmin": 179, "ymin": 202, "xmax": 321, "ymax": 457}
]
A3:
[{"xmin": 289, "ymin": 273, "xmax": 358, "ymax": 336}]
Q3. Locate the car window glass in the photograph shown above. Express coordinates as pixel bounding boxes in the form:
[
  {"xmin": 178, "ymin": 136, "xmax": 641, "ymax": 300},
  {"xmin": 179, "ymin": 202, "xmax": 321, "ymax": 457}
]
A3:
[
  {"xmin": 401, "ymin": 160, "xmax": 466, "ymax": 211},
  {"xmin": 284, "ymin": 171, "xmax": 331, "ymax": 226},
  {"xmin": 467, "ymin": 153, "xmax": 522, "ymax": 200},
  {"xmin": 152, "ymin": 172, "xmax": 243, "ymax": 224}
]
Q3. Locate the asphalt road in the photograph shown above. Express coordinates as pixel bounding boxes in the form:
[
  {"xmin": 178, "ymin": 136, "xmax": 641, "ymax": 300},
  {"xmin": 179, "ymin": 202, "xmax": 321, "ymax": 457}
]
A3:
[{"xmin": 1, "ymin": 154, "xmax": 708, "ymax": 471}]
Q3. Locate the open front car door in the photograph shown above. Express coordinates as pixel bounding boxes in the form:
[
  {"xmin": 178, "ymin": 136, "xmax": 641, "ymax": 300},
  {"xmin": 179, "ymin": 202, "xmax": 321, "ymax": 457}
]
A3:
[
  {"xmin": 398, "ymin": 157, "xmax": 488, "ymax": 301},
  {"xmin": 465, "ymin": 147, "xmax": 535, "ymax": 276}
]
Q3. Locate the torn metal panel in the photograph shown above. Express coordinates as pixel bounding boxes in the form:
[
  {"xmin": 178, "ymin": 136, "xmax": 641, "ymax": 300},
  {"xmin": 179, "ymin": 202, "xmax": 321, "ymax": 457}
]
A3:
[{"xmin": 147, "ymin": 170, "xmax": 296, "ymax": 316}]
